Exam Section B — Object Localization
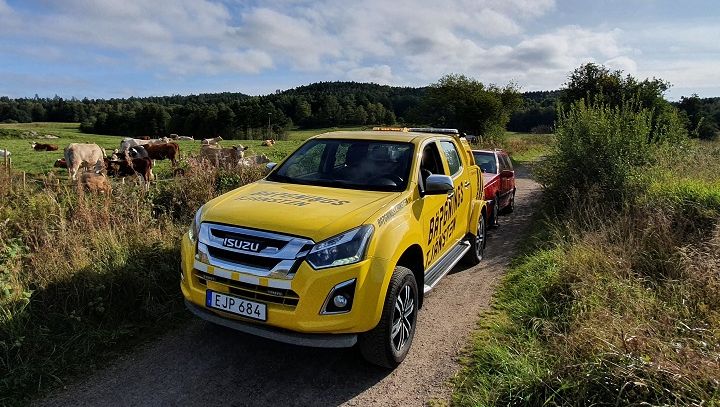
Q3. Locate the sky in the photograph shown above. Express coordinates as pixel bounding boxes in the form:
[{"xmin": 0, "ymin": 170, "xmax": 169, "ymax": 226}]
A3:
[{"xmin": 0, "ymin": 0, "xmax": 718, "ymax": 100}]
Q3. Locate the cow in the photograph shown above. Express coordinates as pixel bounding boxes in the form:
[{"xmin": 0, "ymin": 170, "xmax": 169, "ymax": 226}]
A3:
[
  {"xmin": 200, "ymin": 145, "xmax": 248, "ymax": 167},
  {"xmin": 31, "ymin": 142, "xmax": 59, "ymax": 151},
  {"xmin": 176, "ymin": 136, "xmax": 194, "ymax": 141},
  {"xmin": 143, "ymin": 142, "xmax": 180, "ymax": 166},
  {"xmin": 53, "ymin": 158, "xmax": 66, "ymax": 168},
  {"xmin": 239, "ymin": 153, "xmax": 271, "ymax": 167},
  {"xmin": 0, "ymin": 149, "xmax": 10, "ymax": 158},
  {"xmin": 64, "ymin": 143, "xmax": 105, "ymax": 180},
  {"xmin": 201, "ymin": 136, "xmax": 223, "ymax": 145},
  {"xmin": 80, "ymin": 172, "xmax": 112, "ymax": 195},
  {"xmin": 119, "ymin": 137, "xmax": 170, "ymax": 152},
  {"xmin": 104, "ymin": 157, "xmax": 154, "ymax": 186},
  {"xmin": 128, "ymin": 146, "xmax": 149, "ymax": 159},
  {"xmin": 261, "ymin": 139, "xmax": 276, "ymax": 147},
  {"xmin": 38, "ymin": 134, "xmax": 59, "ymax": 139}
]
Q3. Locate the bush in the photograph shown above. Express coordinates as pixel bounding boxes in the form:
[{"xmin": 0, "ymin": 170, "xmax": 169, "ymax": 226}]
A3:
[
  {"xmin": 530, "ymin": 124, "xmax": 553, "ymax": 134},
  {"xmin": 538, "ymin": 100, "xmax": 686, "ymax": 201}
]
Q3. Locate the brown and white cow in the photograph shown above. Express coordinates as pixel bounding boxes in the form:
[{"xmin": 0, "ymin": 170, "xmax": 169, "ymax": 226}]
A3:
[
  {"xmin": 261, "ymin": 139, "xmax": 276, "ymax": 147},
  {"xmin": 64, "ymin": 143, "xmax": 105, "ymax": 180},
  {"xmin": 32, "ymin": 141, "xmax": 59, "ymax": 151}
]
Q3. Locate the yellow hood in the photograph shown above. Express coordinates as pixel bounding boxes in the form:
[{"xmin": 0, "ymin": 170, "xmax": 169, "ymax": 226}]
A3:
[{"xmin": 202, "ymin": 180, "xmax": 399, "ymax": 241}]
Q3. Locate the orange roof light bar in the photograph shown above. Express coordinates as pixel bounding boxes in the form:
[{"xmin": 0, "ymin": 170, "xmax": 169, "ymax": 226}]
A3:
[{"xmin": 372, "ymin": 127, "xmax": 409, "ymax": 132}]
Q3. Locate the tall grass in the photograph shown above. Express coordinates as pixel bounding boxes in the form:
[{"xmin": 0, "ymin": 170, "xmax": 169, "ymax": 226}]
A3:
[{"xmin": 0, "ymin": 163, "xmax": 264, "ymax": 405}]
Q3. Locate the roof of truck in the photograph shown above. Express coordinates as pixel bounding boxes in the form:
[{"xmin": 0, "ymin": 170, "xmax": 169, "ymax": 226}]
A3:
[{"xmin": 312, "ymin": 130, "xmax": 456, "ymax": 143}]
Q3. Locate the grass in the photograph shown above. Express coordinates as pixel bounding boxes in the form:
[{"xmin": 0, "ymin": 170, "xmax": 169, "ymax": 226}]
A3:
[
  {"xmin": 0, "ymin": 158, "xmax": 266, "ymax": 405},
  {"xmin": 452, "ymin": 137, "xmax": 720, "ymax": 405},
  {"xmin": 0, "ymin": 122, "xmax": 328, "ymax": 176},
  {"xmin": 472, "ymin": 132, "xmax": 554, "ymax": 165}
]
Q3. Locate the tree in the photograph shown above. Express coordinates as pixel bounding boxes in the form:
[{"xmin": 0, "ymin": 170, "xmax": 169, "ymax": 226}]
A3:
[{"xmin": 419, "ymin": 74, "xmax": 521, "ymax": 140}]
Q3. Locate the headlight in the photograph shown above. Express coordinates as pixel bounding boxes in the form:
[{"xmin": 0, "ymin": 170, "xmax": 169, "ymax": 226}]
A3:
[
  {"xmin": 188, "ymin": 205, "xmax": 204, "ymax": 242},
  {"xmin": 306, "ymin": 225, "xmax": 374, "ymax": 269}
]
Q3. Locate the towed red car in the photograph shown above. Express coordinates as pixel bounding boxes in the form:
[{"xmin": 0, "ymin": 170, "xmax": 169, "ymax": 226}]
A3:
[{"xmin": 472, "ymin": 149, "xmax": 516, "ymax": 226}]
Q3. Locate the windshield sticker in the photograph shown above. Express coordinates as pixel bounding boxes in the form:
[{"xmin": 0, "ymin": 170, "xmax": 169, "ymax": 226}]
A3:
[
  {"xmin": 236, "ymin": 191, "xmax": 351, "ymax": 207},
  {"xmin": 377, "ymin": 198, "xmax": 410, "ymax": 226}
]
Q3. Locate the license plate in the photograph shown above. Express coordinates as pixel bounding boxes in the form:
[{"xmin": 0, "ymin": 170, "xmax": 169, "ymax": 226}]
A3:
[{"xmin": 206, "ymin": 290, "xmax": 267, "ymax": 321}]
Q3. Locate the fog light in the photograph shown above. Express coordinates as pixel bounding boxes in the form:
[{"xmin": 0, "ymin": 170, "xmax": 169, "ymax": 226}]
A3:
[
  {"xmin": 333, "ymin": 295, "xmax": 348, "ymax": 308},
  {"xmin": 321, "ymin": 279, "xmax": 356, "ymax": 315}
]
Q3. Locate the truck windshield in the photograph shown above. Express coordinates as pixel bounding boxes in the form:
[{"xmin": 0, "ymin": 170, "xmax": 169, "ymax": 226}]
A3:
[{"xmin": 267, "ymin": 139, "xmax": 415, "ymax": 192}]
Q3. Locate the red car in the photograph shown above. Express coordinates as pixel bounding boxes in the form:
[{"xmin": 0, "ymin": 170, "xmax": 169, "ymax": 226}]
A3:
[{"xmin": 472, "ymin": 149, "xmax": 516, "ymax": 227}]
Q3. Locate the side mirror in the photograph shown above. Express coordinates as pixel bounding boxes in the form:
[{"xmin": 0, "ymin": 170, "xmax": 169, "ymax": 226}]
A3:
[
  {"xmin": 424, "ymin": 174, "xmax": 454, "ymax": 195},
  {"xmin": 500, "ymin": 169, "xmax": 514, "ymax": 178},
  {"xmin": 266, "ymin": 162, "xmax": 277, "ymax": 171}
]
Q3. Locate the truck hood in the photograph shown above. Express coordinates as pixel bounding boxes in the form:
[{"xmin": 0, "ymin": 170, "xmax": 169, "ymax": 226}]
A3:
[{"xmin": 201, "ymin": 180, "xmax": 399, "ymax": 242}]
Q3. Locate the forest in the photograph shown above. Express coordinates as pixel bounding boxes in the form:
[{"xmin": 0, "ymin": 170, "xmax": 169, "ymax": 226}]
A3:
[{"xmin": 1, "ymin": 70, "xmax": 718, "ymax": 140}]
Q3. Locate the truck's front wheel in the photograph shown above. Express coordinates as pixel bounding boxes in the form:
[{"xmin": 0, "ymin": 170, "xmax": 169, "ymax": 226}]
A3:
[
  {"xmin": 463, "ymin": 213, "xmax": 486, "ymax": 265},
  {"xmin": 359, "ymin": 266, "xmax": 418, "ymax": 368}
]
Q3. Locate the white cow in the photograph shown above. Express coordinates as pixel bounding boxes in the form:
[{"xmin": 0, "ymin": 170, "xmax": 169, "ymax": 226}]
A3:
[
  {"xmin": 200, "ymin": 145, "xmax": 248, "ymax": 166},
  {"xmin": 119, "ymin": 137, "xmax": 170, "ymax": 152},
  {"xmin": 239, "ymin": 154, "xmax": 271, "ymax": 167},
  {"xmin": 201, "ymin": 136, "xmax": 223, "ymax": 146},
  {"xmin": 0, "ymin": 149, "xmax": 10, "ymax": 158},
  {"xmin": 64, "ymin": 143, "xmax": 105, "ymax": 180}
]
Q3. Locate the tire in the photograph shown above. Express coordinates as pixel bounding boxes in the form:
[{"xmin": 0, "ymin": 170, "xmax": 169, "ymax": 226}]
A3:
[
  {"xmin": 463, "ymin": 212, "xmax": 486, "ymax": 265},
  {"xmin": 491, "ymin": 197, "xmax": 500, "ymax": 228},
  {"xmin": 359, "ymin": 266, "xmax": 418, "ymax": 368},
  {"xmin": 503, "ymin": 190, "xmax": 516, "ymax": 214}
]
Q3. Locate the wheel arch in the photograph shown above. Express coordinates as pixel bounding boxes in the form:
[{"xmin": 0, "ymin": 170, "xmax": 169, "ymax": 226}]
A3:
[{"xmin": 395, "ymin": 244, "xmax": 425, "ymax": 308}]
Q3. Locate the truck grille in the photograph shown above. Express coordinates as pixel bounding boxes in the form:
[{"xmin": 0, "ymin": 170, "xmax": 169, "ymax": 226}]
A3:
[
  {"xmin": 194, "ymin": 270, "xmax": 299, "ymax": 307},
  {"xmin": 197, "ymin": 223, "xmax": 314, "ymax": 279}
]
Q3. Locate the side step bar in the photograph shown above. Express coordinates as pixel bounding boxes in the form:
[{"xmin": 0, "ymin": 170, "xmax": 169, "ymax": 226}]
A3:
[{"xmin": 423, "ymin": 240, "xmax": 471, "ymax": 294}]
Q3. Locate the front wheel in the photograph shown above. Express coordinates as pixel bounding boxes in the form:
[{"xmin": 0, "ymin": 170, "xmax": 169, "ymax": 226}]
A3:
[
  {"xmin": 359, "ymin": 266, "xmax": 418, "ymax": 368},
  {"xmin": 463, "ymin": 212, "xmax": 486, "ymax": 265}
]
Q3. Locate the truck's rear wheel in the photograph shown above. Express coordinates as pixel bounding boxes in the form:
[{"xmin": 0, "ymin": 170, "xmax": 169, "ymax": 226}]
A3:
[
  {"xmin": 463, "ymin": 213, "xmax": 486, "ymax": 265},
  {"xmin": 359, "ymin": 266, "xmax": 418, "ymax": 368}
]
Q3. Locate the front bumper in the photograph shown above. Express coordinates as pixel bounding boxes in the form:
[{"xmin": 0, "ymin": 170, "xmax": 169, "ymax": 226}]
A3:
[
  {"xmin": 185, "ymin": 300, "xmax": 357, "ymax": 348},
  {"xmin": 180, "ymin": 234, "xmax": 392, "ymax": 339}
]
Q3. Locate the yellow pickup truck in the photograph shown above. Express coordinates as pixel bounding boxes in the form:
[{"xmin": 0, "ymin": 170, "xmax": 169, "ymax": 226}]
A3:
[{"xmin": 181, "ymin": 128, "xmax": 487, "ymax": 367}]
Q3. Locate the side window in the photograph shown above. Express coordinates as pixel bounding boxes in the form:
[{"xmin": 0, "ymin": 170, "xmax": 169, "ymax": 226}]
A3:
[
  {"xmin": 503, "ymin": 154, "xmax": 514, "ymax": 170},
  {"xmin": 419, "ymin": 143, "xmax": 445, "ymax": 176},
  {"xmin": 440, "ymin": 141, "xmax": 462, "ymax": 176}
]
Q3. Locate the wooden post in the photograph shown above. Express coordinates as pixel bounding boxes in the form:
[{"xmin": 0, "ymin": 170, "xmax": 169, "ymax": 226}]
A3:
[{"xmin": 22, "ymin": 171, "xmax": 26, "ymax": 191}]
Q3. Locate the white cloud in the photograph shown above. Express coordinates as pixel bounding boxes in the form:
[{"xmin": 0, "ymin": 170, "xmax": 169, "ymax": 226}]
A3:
[
  {"xmin": 346, "ymin": 65, "xmax": 395, "ymax": 84},
  {"xmin": 3, "ymin": 0, "xmax": 718, "ymax": 98}
]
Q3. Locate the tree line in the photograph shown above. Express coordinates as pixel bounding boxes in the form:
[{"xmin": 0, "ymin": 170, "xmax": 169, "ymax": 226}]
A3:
[{"xmin": 1, "ymin": 67, "xmax": 717, "ymax": 140}]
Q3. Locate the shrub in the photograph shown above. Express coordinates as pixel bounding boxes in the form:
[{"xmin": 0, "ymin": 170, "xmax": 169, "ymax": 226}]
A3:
[
  {"xmin": 538, "ymin": 100, "xmax": 686, "ymax": 201},
  {"xmin": 530, "ymin": 124, "xmax": 553, "ymax": 134}
]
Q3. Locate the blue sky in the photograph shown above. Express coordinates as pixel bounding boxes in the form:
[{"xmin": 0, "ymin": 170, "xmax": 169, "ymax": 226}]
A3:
[{"xmin": 0, "ymin": 0, "xmax": 718, "ymax": 100}]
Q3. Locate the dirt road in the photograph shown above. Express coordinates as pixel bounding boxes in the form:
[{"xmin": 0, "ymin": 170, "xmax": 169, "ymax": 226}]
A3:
[{"xmin": 39, "ymin": 171, "xmax": 541, "ymax": 407}]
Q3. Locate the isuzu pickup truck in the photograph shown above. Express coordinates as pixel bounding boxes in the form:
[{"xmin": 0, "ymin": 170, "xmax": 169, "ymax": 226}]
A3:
[{"xmin": 181, "ymin": 128, "xmax": 487, "ymax": 367}]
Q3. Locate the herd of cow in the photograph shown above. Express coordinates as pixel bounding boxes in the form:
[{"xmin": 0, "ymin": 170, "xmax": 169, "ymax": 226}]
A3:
[{"xmin": 16, "ymin": 135, "xmax": 277, "ymax": 194}]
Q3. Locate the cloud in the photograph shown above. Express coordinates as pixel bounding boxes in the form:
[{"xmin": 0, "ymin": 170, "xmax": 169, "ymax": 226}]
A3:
[
  {"xmin": 3, "ymin": 0, "xmax": 717, "ymax": 99},
  {"xmin": 346, "ymin": 65, "xmax": 395, "ymax": 85}
]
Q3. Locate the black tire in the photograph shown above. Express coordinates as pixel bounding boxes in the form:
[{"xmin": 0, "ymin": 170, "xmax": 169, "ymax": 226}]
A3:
[
  {"xmin": 359, "ymin": 266, "xmax": 418, "ymax": 368},
  {"xmin": 491, "ymin": 197, "xmax": 500, "ymax": 228},
  {"xmin": 463, "ymin": 212, "xmax": 486, "ymax": 265},
  {"xmin": 502, "ymin": 190, "xmax": 516, "ymax": 214}
]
